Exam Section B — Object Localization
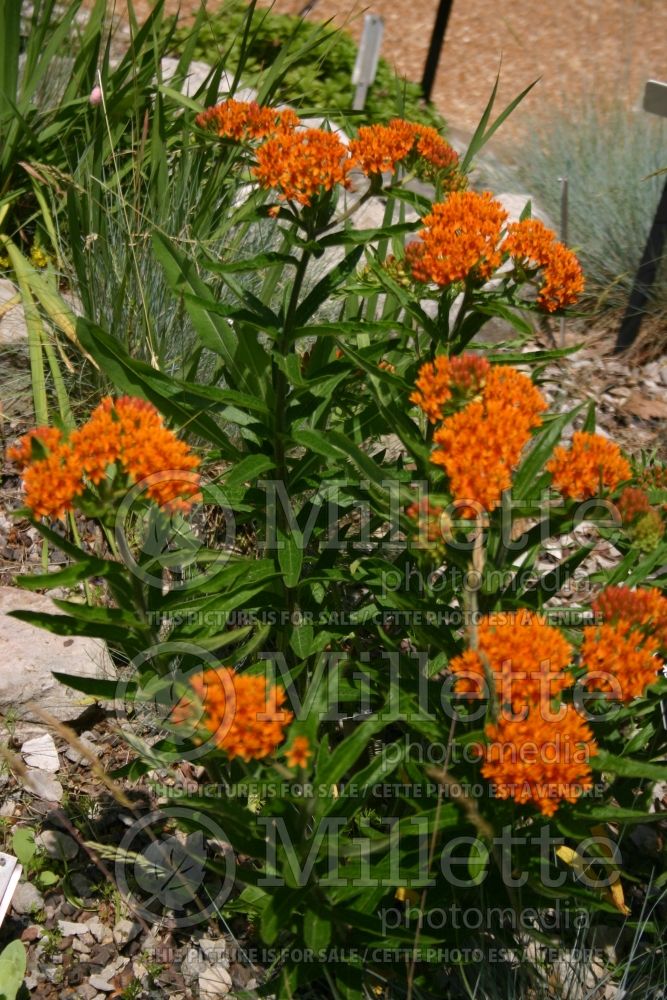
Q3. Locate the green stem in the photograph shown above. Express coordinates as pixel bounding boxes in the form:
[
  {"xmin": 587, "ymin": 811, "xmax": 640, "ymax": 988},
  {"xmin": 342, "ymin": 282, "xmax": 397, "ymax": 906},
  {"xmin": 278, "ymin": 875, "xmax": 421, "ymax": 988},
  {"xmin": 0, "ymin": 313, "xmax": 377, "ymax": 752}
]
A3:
[{"xmin": 272, "ymin": 235, "xmax": 313, "ymax": 661}]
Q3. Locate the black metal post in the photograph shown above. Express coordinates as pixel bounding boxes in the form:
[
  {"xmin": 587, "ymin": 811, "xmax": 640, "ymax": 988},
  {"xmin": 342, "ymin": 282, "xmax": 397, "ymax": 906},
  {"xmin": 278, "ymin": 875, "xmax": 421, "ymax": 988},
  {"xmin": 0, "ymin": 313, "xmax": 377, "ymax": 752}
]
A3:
[
  {"xmin": 615, "ymin": 175, "xmax": 667, "ymax": 352},
  {"xmin": 421, "ymin": 0, "xmax": 454, "ymax": 103}
]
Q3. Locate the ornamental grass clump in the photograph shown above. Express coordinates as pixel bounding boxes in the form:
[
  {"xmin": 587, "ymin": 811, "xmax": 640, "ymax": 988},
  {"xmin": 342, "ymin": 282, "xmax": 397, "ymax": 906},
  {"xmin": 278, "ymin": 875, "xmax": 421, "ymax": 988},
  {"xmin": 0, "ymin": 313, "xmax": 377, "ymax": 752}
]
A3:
[{"xmin": 7, "ymin": 86, "xmax": 667, "ymax": 1000}]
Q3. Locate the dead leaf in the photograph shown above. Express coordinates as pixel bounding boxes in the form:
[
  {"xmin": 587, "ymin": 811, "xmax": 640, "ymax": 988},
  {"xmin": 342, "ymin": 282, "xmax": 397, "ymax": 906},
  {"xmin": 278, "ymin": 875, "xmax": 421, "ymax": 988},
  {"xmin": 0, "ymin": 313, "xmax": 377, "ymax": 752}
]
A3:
[{"xmin": 624, "ymin": 391, "xmax": 667, "ymax": 420}]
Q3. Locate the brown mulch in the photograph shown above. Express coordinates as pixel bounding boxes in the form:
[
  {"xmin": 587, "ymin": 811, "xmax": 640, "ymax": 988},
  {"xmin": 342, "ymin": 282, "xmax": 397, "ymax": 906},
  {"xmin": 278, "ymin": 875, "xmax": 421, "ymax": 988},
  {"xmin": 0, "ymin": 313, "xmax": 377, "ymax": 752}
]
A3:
[{"xmin": 117, "ymin": 0, "xmax": 667, "ymax": 142}]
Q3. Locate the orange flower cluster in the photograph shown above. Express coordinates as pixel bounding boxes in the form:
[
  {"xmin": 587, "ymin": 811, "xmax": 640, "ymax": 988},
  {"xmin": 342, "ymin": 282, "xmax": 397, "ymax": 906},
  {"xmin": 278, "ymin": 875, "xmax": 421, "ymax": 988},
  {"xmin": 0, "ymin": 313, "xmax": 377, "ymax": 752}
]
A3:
[
  {"xmin": 617, "ymin": 486, "xmax": 652, "ymax": 525},
  {"xmin": 172, "ymin": 667, "xmax": 293, "ymax": 762},
  {"xmin": 502, "ymin": 218, "xmax": 585, "ymax": 312},
  {"xmin": 348, "ymin": 123, "xmax": 415, "ymax": 176},
  {"xmin": 481, "ymin": 707, "xmax": 596, "ymax": 817},
  {"xmin": 195, "ymin": 99, "xmax": 298, "ymax": 142},
  {"xmin": 429, "ymin": 364, "xmax": 547, "ymax": 514},
  {"xmin": 410, "ymin": 354, "xmax": 489, "ymax": 423},
  {"xmin": 406, "ymin": 497, "xmax": 448, "ymax": 545},
  {"xmin": 348, "ymin": 118, "xmax": 459, "ymax": 180},
  {"xmin": 8, "ymin": 397, "xmax": 201, "ymax": 519},
  {"xmin": 254, "ymin": 128, "xmax": 351, "ymax": 206},
  {"xmin": 450, "ymin": 611, "xmax": 574, "ymax": 709},
  {"xmin": 285, "ymin": 735, "xmax": 312, "ymax": 768},
  {"xmin": 407, "ymin": 191, "xmax": 508, "ymax": 287},
  {"xmin": 547, "ymin": 432, "xmax": 631, "ymax": 500},
  {"xmin": 8, "ymin": 426, "xmax": 64, "ymax": 467},
  {"xmin": 581, "ymin": 586, "xmax": 667, "ymax": 701}
]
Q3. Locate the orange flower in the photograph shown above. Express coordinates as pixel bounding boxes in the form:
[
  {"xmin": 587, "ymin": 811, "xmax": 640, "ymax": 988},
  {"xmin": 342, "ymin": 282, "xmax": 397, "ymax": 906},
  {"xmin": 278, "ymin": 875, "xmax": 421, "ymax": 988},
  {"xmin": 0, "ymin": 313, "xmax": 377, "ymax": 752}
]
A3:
[
  {"xmin": 285, "ymin": 735, "xmax": 312, "ymax": 768},
  {"xmin": 482, "ymin": 706, "xmax": 596, "ymax": 816},
  {"xmin": 172, "ymin": 667, "xmax": 293, "ymax": 762},
  {"xmin": 349, "ymin": 118, "xmax": 459, "ymax": 181},
  {"xmin": 410, "ymin": 356, "xmax": 452, "ymax": 423},
  {"xmin": 547, "ymin": 432, "xmax": 631, "ymax": 500},
  {"xmin": 450, "ymin": 611, "xmax": 574, "ymax": 709},
  {"xmin": 195, "ymin": 99, "xmax": 298, "ymax": 142},
  {"xmin": 348, "ymin": 123, "xmax": 415, "ymax": 176},
  {"xmin": 617, "ymin": 486, "xmax": 652, "ymax": 525},
  {"xmin": 8, "ymin": 427, "xmax": 64, "ymax": 469},
  {"xmin": 410, "ymin": 354, "xmax": 489, "ymax": 423},
  {"xmin": 21, "ymin": 443, "xmax": 85, "ymax": 520},
  {"xmin": 254, "ymin": 128, "xmax": 351, "ymax": 206},
  {"xmin": 12, "ymin": 397, "xmax": 201, "ymax": 518},
  {"xmin": 581, "ymin": 586, "xmax": 667, "ymax": 701},
  {"xmin": 407, "ymin": 191, "xmax": 508, "ymax": 287},
  {"xmin": 502, "ymin": 218, "xmax": 584, "ymax": 312},
  {"xmin": 406, "ymin": 497, "xmax": 448, "ymax": 545},
  {"xmin": 431, "ymin": 365, "xmax": 547, "ymax": 514}
]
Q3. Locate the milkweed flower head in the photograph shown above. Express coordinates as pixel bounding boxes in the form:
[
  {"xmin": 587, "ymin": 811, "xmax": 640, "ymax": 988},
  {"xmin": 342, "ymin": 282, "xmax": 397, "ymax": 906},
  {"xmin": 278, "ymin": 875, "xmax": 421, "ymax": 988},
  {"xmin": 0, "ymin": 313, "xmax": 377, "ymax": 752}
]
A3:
[
  {"xmin": 547, "ymin": 431, "xmax": 631, "ymax": 500},
  {"xmin": 406, "ymin": 497, "xmax": 450, "ymax": 548},
  {"xmin": 285, "ymin": 735, "xmax": 312, "ymax": 768},
  {"xmin": 617, "ymin": 486, "xmax": 652, "ymax": 525},
  {"xmin": 195, "ymin": 99, "xmax": 299, "ymax": 142},
  {"xmin": 253, "ymin": 128, "xmax": 352, "ymax": 206},
  {"xmin": 8, "ymin": 397, "xmax": 201, "ymax": 519},
  {"xmin": 428, "ymin": 365, "xmax": 547, "ymax": 515},
  {"xmin": 410, "ymin": 354, "xmax": 490, "ymax": 423},
  {"xmin": 8, "ymin": 426, "xmax": 64, "ymax": 469},
  {"xmin": 482, "ymin": 706, "xmax": 596, "ymax": 816},
  {"xmin": 581, "ymin": 586, "xmax": 667, "ymax": 701},
  {"xmin": 171, "ymin": 666, "xmax": 293, "ymax": 762},
  {"xmin": 349, "ymin": 118, "xmax": 460, "ymax": 184},
  {"xmin": 450, "ymin": 611, "xmax": 574, "ymax": 709},
  {"xmin": 502, "ymin": 218, "xmax": 585, "ymax": 312},
  {"xmin": 407, "ymin": 191, "xmax": 508, "ymax": 287}
]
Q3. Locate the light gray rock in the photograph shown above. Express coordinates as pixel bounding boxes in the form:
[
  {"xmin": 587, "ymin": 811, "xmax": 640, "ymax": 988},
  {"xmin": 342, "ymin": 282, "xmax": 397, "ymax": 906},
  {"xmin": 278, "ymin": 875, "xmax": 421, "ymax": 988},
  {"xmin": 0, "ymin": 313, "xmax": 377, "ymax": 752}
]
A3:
[
  {"xmin": 0, "ymin": 278, "xmax": 26, "ymax": 346},
  {"xmin": 10, "ymin": 880, "xmax": 44, "ymax": 915},
  {"xmin": 112, "ymin": 918, "xmax": 142, "ymax": 947},
  {"xmin": 495, "ymin": 191, "xmax": 554, "ymax": 229},
  {"xmin": 64, "ymin": 735, "xmax": 98, "ymax": 766},
  {"xmin": 159, "ymin": 56, "xmax": 256, "ymax": 103},
  {"xmin": 199, "ymin": 966, "xmax": 233, "ymax": 999},
  {"xmin": 21, "ymin": 733, "xmax": 59, "ymax": 772},
  {"xmin": 90, "ymin": 955, "xmax": 130, "ymax": 991},
  {"xmin": 22, "ymin": 767, "xmax": 63, "ymax": 802},
  {"xmin": 198, "ymin": 937, "xmax": 227, "ymax": 963},
  {"xmin": 37, "ymin": 830, "xmax": 78, "ymax": 860},
  {"xmin": 0, "ymin": 586, "xmax": 114, "ymax": 723},
  {"xmin": 57, "ymin": 919, "xmax": 91, "ymax": 936},
  {"xmin": 85, "ymin": 915, "xmax": 112, "ymax": 944}
]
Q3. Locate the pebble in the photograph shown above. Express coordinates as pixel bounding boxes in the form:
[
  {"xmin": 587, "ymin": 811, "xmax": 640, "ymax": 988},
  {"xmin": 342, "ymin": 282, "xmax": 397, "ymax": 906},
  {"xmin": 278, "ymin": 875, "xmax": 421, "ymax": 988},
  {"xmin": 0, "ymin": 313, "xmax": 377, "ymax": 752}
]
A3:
[
  {"xmin": 198, "ymin": 937, "xmax": 227, "ymax": 963},
  {"xmin": 72, "ymin": 937, "xmax": 91, "ymax": 954},
  {"xmin": 199, "ymin": 965, "xmax": 233, "ymax": 998},
  {"xmin": 64, "ymin": 736, "xmax": 98, "ymax": 766},
  {"xmin": 88, "ymin": 975, "xmax": 114, "ymax": 992},
  {"xmin": 21, "ymin": 733, "xmax": 60, "ymax": 772},
  {"xmin": 89, "ymin": 955, "xmax": 130, "ymax": 990},
  {"xmin": 57, "ymin": 920, "xmax": 91, "ymax": 937},
  {"xmin": 10, "ymin": 880, "xmax": 44, "ymax": 915},
  {"xmin": 112, "ymin": 918, "xmax": 142, "ymax": 947},
  {"xmin": 75, "ymin": 986, "xmax": 98, "ymax": 1000},
  {"xmin": 36, "ymin": 830, "xmax": 78, "ymax": 860},
  {"xmin": 22, "ymin": 768, "xmax": 63, "ymax": 802},
  {"xmin": 20, "ymin": 925, "xmax": 42, "ymax": 943},
  {"xmin": 85, "ymin": 916, "xmax": 110, "ymax": 944}
]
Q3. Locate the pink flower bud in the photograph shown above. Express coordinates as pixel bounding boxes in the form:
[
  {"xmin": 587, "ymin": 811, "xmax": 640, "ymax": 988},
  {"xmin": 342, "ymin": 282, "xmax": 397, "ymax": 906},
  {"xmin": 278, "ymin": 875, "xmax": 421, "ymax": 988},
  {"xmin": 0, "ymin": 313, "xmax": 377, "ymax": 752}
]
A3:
[{"xmin": 89, "ymin": 86, "xmax": 102, "ymax": 106}]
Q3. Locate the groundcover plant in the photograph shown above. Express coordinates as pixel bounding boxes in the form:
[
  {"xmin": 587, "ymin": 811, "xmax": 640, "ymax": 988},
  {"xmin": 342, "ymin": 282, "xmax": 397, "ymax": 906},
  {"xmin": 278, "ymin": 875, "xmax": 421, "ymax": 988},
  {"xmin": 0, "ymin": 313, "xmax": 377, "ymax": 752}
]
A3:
[{"xmin": 7, "ymin": 95, "xmax": 667, "ymax": 999}]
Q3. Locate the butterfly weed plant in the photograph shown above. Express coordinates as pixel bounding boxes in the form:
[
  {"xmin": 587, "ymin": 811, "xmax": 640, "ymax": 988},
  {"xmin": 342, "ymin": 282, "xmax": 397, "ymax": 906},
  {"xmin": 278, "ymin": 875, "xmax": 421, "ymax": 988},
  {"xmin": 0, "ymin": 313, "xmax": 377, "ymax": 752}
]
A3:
[{"xmin": 6, "ymin": 78, "xmax": 667, "ymax": 1000}]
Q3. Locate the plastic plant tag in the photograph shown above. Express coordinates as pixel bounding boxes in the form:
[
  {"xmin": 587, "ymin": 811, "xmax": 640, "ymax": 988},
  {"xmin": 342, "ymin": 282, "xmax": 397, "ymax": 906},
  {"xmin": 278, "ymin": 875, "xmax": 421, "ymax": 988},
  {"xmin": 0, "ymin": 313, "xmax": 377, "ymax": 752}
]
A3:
[{"xmin": 0, "ymin": 854, "xmax": 23, "ymax": 927}]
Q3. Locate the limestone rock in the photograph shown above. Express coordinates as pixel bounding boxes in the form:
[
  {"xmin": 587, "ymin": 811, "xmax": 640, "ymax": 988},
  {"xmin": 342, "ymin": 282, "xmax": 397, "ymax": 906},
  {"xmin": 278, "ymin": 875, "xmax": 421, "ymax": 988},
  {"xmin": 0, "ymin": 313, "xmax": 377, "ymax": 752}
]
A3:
[{"xmin": 0, "ymin": 586, "xmax": 114, "ymax": 723}]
